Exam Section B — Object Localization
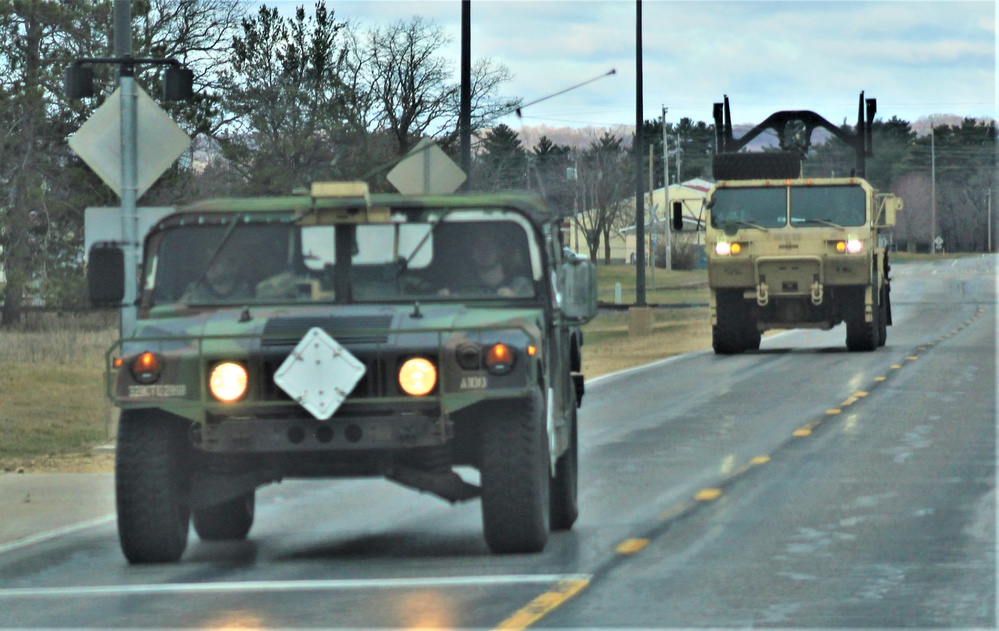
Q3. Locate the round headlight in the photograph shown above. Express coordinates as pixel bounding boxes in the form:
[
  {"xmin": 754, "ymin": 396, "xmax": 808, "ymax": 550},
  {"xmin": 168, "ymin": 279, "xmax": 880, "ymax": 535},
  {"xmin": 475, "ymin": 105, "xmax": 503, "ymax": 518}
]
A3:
[
  {"xmin": 209, "ymin": 362, "xmax": 248, "ymax": 403},
  {"xmin": 399, "ymin": 357, "xmax": 437, "ymax": 396},
  {"xmin": 715, "ymin": 242, "xmax": 731, "ymax": 256},
  {"xmin": 846, "ymin": 239, "xmax": 863, "ymax": 254}
]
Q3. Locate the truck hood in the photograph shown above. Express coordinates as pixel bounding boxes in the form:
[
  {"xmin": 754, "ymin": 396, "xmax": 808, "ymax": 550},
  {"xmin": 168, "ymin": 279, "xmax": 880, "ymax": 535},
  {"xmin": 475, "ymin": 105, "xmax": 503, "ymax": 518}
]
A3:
[{"xmin": 131, "ymin": 303, "xmax": 544, "ymax": 346}]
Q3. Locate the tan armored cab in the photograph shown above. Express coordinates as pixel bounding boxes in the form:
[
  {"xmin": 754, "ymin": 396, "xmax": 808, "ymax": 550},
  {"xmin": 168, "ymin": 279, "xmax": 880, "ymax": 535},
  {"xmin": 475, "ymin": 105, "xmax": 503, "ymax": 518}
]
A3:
[{"xmin": 677, "ymin": 94, "xmax": 903, "ymax": 353}]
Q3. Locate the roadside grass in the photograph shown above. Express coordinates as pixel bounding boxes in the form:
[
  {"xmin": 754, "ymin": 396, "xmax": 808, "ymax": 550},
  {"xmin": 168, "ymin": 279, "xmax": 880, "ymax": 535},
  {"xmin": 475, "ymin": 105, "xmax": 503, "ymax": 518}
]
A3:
[{"xmin": 0, "ymin": 313, "xmax": 117, "ymax": 472}]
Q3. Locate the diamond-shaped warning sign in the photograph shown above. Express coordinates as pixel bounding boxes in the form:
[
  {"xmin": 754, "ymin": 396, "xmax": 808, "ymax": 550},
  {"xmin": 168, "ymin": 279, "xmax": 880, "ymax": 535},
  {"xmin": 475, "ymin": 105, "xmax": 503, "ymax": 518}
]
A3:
[
  {"xmin": 274, "ymin": 327, "xmax": 367, "ymax": 421},
  {"xmin": 69, "ymin": 85, "xmax": 190, "ymax": 200}
]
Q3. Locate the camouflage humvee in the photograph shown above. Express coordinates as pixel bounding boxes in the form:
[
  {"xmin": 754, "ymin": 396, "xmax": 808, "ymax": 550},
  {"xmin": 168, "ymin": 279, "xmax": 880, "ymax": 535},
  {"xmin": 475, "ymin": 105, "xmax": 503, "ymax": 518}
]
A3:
[{"xmin": 88, "ymin": 182, "xmax": 597, "ymax": 563}]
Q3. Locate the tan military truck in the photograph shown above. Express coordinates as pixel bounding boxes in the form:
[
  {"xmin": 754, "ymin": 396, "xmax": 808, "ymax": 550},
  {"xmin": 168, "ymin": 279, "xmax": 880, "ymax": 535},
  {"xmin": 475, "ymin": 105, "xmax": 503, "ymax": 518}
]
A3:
[{"xmin": 676, "ymin": 94, "xmax": 903, "ymax": 353}]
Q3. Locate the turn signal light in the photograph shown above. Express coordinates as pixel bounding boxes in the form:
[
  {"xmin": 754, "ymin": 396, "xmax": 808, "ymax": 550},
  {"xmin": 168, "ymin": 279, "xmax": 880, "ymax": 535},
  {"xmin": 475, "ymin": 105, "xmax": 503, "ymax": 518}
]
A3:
[
  {"xmin": 209, "ymin": 362, "xmax": 248, "ymax": 403},
  {"xmin": 131, "ymin": 352, "xmax": 162, "ymax": 384},
  {"xmin": 485, "ymin": 343, "xmax": 515, "ymax": 375},
  {"xmin": 399, "ymin": 357, "xmax": 436, "ymax": 396}
]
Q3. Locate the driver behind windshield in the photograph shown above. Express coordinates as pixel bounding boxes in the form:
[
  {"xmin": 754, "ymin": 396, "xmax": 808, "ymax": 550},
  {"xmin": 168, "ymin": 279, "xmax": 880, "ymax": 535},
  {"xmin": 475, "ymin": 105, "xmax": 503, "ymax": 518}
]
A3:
[{"xmin": 437, "ymin": 223, "xmax": 533, "ymax": 297}]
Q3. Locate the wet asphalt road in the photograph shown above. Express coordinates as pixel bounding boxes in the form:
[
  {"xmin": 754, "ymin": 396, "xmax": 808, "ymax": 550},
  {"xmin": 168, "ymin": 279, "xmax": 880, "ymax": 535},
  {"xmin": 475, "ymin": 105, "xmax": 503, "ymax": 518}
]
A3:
[{"xmin": 0, "ymin": 256, "xmax": 994, "ymax": 629}]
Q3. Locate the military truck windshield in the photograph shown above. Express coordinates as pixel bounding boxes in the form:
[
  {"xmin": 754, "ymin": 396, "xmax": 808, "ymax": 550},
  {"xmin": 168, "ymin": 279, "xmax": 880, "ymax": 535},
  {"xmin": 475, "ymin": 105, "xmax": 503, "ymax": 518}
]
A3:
[
  {"xmin": 790, "ymin": 185, "xmax": 866, "ymax": 227},
  {"xmin": 710, "ymin": 187, "xmax": 787, "ymax": 229},
  {"xmin": 144, "ymin": 217, "xmax": 537, "ymax": 306}
]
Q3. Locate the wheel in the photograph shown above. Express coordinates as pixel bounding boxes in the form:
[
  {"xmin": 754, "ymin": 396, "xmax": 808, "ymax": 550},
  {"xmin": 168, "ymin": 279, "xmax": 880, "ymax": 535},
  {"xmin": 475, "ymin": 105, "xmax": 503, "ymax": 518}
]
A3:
[
  {"xmin": 877, "ymin": 285, "xmax": 888, "ymax": 347},
  {"xmin": 480, "ymin": 387, "xmax": 550, "ymax": 554},
  {"xmin": 115, "ymin": 410, "xmax": 192, "ymax": 563},
  {"xmin": 743, "ymin": 310, "xmax": 762, "ymax": 351},
  {"xmin": 549, "ymin": 405, "xmax": 578, "ymax": 531},
  {"xmin": 846, "ymin": 287, "xmax": 881, "ymax": 352},
  {"xmin": 193, "ymin": 491, "xmax": 255, "ymax": 541},
  {"xmin": 713, "ymin": 291, "xmax": 746, "ymax": 355}
]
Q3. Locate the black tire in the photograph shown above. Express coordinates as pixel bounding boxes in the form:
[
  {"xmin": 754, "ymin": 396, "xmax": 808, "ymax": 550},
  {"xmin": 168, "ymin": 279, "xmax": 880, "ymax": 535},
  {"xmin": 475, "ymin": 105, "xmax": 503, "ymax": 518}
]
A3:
[
  {"xmin": 193, "ymin": 492, "xmax": 255, "ymax": 541},
  {"xmin": 846, "ymin": 288, "xmax": 881, "ymax": 352},
  {"xmin": 115, "ymin": 410, "xmax": 192, "ymax": 564},
  {"xmin": 480, "ymin": 387, "xmax": 550, "ymax": 554},
  {"xmin": 743, "ymin": 311, "xmax": 762, "ymax": 351},
  {"xmin": 877, "ymin": 284, "xmax": 888, "ymax": 347},
  {"xmin": 713, "ymin": 291, "xmax": 746, "ymax": 355},
  {"xmin": 549, "ymin": 405, "xmax": 578, "ymax": 531}
]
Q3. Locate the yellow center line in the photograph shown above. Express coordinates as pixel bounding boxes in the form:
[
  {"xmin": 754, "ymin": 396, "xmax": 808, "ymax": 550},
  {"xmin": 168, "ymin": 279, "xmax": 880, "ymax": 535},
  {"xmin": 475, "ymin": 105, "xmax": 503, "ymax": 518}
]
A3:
[
  {"xmin": 615, "ymin": 538, "xmax": 650, "ymax": 555},
  {"xmin": 493, "ymin": 579, "xmax": 590, "ymax": 630},
  {"xmin": 841, "ymin": 397, "xmax": 858, "ymax": 406},
  {"xmin": 891, "ymin": 364, "xmax": 902, "ymax": 369},
  {"xmin": 854, "ymin": 391, "xmax": 868, "ymax": 397},
  {"xmin": 874, "ymin": 376, "xmax": 886, "ymax": 382},
  {"xmin": 825, "ymin": 409, "xmax": 841, "ymax": 415},
  {"xmin": 750, "ymin": 455, "xmax": 771, "ymax": 465},
  {"xmin": 694, "ymin": 488, "xmax": 723, "ymax": 501},
  {"xmin": 657, "ymin": 501, "xmax": 692, "ymax": 521}
]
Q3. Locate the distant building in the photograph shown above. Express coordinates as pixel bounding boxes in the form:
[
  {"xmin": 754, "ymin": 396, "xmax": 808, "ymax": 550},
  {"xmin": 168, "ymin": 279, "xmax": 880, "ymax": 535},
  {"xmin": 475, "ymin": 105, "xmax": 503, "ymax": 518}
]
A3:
[{"xmin": 619, "ymin": 179, "xmax": 711, "ymax": 266}]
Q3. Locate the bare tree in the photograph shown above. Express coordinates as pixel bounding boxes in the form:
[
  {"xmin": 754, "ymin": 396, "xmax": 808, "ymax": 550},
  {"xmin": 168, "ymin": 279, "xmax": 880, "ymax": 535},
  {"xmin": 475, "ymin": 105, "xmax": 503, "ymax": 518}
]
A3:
[{"xmin": 360, "ymin": 16, "xmax": 518, "ymax": 158}]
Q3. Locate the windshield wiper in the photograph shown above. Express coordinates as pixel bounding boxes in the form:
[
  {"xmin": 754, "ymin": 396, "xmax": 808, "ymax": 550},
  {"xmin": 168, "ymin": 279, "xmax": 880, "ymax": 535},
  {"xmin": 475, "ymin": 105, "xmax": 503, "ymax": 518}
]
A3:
[
  {"xmin": 793, "ymin": 218, "xmax": 844, "ymax": 229},
  {"xmin": 724, "ymin": 220, "xmax": 770, "ymax": 233},
  {"xmin": 395, "ymin": 209, "xmax": 454, "ymax": 277}
]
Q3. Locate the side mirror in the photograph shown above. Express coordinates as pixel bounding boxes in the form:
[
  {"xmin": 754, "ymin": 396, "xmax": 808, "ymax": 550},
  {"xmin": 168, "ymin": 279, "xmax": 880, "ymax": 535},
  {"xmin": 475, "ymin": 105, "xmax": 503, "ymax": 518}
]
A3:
[
  {"xmin": 87, "ymin": 243, "xmax": 125, "ymax": 307},
  {"xmin": 671, "ymin": 201, "xmax": 684, "ymax": 231},
  {"xmin": 558, "ymin": 256, "xmax": 597, "ymax": 323},
  {"xmin": 876, "ymin": 195, "xmax": 902, "ymax": 228}
]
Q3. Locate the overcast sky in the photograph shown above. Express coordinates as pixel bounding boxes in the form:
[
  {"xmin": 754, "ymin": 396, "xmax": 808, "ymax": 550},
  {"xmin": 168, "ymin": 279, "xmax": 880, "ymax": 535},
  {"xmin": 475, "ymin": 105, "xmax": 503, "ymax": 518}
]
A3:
[{"xmin": 265, "ymin": 0, "xmax": 997, "ymax": 130}]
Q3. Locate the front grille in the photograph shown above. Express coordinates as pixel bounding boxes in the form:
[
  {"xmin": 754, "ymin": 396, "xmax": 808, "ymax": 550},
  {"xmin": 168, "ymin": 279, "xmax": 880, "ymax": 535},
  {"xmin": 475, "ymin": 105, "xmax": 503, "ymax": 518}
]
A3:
[{"xmin": 262, "ymin": 315, "xmax": 393, "ymax": 347}]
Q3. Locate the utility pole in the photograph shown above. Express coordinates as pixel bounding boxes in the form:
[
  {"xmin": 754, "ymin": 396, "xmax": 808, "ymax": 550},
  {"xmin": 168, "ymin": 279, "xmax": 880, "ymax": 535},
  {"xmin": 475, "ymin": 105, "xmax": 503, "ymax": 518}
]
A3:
[
  {"xmin": 662, "ymin": 105, "xmax": 671, "ymax": 271},
  {"xmin": 930, "ymin": 122, "xmax": 937, "ymax": 254},
  {"xmin": 115, "ymin": 0, "xmax": 138, "ymax": 337},
  {"xmin": 988, "ymin": 187, "xmax": 993, "ymax": 253},
  {"xmin": 634, "ymin": 0, "xmax": 646, "ymax": 306},
  {"xmin": 459, "ymin": 0, "xmax": 471, "ymax": 187}
]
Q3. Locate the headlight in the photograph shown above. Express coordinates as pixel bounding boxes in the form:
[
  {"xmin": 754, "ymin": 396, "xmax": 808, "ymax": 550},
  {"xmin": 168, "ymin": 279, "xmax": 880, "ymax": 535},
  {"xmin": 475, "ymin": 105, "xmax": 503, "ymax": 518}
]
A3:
[
  {"xmin": 715, "ymin": 242, "xmax": 731, "ymax": 256},
  {"xmin": 131, "ymin": 352, "xmax": 162, "ymax": 384},
  {"xmin": 485, "ymin": 343, "xmax": 515, "ymax": 375},
  {"xmin": 399, "ymin": 357, "xmax": 436, "ymax": 396},
  {"xmin": 209, "ymin": 362, "xmax": 248, "ymax": 402},
  {"xmin": 836, "ymin": 240, "xmax": 864, "ymax": 254}
]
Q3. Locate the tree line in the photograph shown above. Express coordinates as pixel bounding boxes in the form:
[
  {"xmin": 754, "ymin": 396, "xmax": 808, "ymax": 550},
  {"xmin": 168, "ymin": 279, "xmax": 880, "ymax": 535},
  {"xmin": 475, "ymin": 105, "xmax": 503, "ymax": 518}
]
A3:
[{"xmin": 1, "ymin": 1, "xmax": 995, "ymax": 325}]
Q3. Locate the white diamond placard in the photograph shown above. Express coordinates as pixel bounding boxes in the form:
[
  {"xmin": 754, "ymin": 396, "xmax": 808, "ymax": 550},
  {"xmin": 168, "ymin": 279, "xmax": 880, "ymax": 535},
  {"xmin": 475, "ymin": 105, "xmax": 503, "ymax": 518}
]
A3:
[
  {"xmin": 274, "ymin": 327, "xmax": 366, "ymax": 421},
  {"xmin": 69, "ymin": 85, "xmax": 190, "ymax": 199}
]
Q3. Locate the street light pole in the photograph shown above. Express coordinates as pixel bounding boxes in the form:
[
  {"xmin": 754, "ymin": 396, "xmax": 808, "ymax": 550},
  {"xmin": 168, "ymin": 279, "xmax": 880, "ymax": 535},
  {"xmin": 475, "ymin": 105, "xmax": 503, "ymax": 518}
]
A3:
[
  {"xmin": 115, "ymin": 0, "xmax": 138, "ymax": 338},
  {"xmin": 662, "ymin": 105, "xmax": 671, "ymax": 271}
]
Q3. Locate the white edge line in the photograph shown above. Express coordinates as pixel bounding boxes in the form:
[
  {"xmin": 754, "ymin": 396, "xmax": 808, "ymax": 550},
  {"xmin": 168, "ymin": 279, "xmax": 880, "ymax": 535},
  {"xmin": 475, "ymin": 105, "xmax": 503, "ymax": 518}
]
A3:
[
  {"xmin": 0, "ymin": 574, "xmax": 593, "ymax": 598},
  {"xmin": 0, "ymin": 515, "xmax": 116, "ymax": 556}
]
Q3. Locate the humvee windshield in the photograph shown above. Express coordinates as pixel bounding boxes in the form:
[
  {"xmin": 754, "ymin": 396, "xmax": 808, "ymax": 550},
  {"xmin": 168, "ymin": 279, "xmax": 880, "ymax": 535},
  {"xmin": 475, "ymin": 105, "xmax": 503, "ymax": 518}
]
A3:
[
  {"xmin": 711, "ymin": 185, "xmax": 866, "ymax": 229},
  {"xmin": 143, "ymin": 214, "xmax": 538, "ymax": 306}
]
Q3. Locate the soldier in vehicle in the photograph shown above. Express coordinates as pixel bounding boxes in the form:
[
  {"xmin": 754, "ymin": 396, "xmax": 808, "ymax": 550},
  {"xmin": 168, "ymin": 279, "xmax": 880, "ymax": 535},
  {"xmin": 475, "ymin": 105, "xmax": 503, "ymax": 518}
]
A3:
[{"xmin": 439, "ymin": 225, "xmax": 533, "ymax": 297}]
